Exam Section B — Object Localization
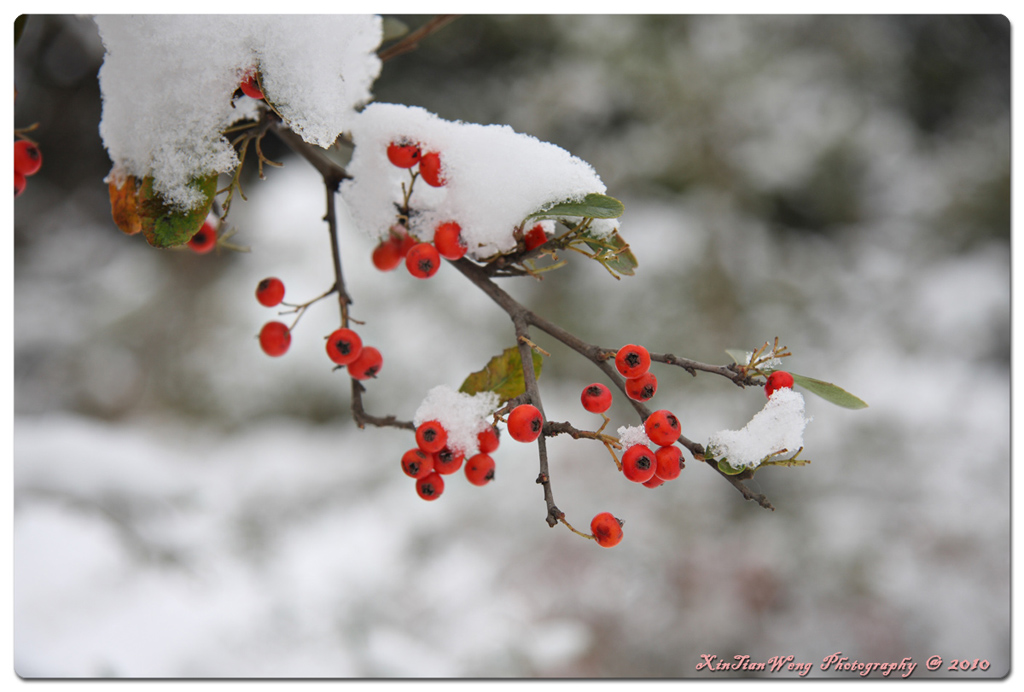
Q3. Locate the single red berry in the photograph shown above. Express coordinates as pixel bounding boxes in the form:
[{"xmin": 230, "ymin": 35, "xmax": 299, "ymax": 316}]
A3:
[
  {"xmin": 406, "ymin": 242, "xmax": 441, "ymax": 279},
  {"xmin": 580, "ymin": 383, "xmax": 612, "ymax": 414},
  {"xmin": 255, "ymin": 277, "xmax": 285, "ymax": 307},
  {"xmin": 507, "ymin": 404, "xmax": 544, "ymax": 443},
  {"xmin": 621, "ymin": 444, "xmax": 657, "ymax": 483},
  {"xmin": 416, "ymin": 471, "xmax": 445, "ymax": 501},
  {"xmin": 465, "ymin": 453, "xmax": 496, "ymax": 486},
  {"xmin": 387, "ymin": 139, "xmax": 421, "ymax": 168},
  {"xmin": 416, "ymin": 420, "xmax": 448, "ymax": 454},
  {"xmin": 644, "ymin": 409, "xmax": 680, "ymax": 446},
  {"xmin": 259, "ymin": 321, "xmax": 291, "ymax": 357},
  {"xmin": 590, "ymin": 512, "xmax": 623, "ymax": 548},
  {"xmin": 643, "ymin": 475, "xmax": 666, "ymax": 489},
  {"xmin": 401, "ymin": 448, "xmax": 434, "ymax": 480},
  {"xmin": 625, "ymin": 372, "xmax": 658, "ymax": 402},
  {"xmin": 418, "ymin": 151, "xmax": 446, "ymax": 187},
  {"xmin": 765, "ymin": 371, "xmax": 795, "ymax": 398},
  {"xmin": 397, "ymin": 233, "xmax": 418, "ymax": 257},
  {"xmin": 187, "ymin": 220, "xmax": 217, "ymax": 254},
  {"xmin": 433, "ymin": 446, "xmax": 465, "ymax": 475},
  {"xmin": 523, "ymin": 224, "xmax": 547, "ymax": 251},
  {"xmin": 615, "ymin": 344, "xmax": 651, "ymax": 379},
  {"xmin": 347, "ymin": 346, "xmax": 382, "ymax": 380},
  {"xmin": 654, "ymin": 445, "xmax": 683, "ymax": 481},
  {"xmin": 433, "ymin": 221, "xmax": 467, "ymax": 260},
  {"xmin": 325, "ymin": 327, "xmax": 363, "ymax": 366},
  {"xmin": 15, "ymin": 171, "xmax": 26, "ymax": 197},
  {"xmin": 239, "ymin": 73, "xmax": 264, "ymax": 100},
  {"xmin": 477, "ymin": 425, "xmax": 500, "ymax": 453},
  {"xmin": 372, "ymin": 238, "xmax": 404, "ymax": 271},
  {"xmin": 14, "ymin": 140, "xmax": 42, "ymax": 176}
]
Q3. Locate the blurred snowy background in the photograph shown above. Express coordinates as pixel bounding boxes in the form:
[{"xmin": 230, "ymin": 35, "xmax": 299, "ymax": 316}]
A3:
[{"xmin": 12, "ymin": 15, "xmax": 1009, "ymax": 678}]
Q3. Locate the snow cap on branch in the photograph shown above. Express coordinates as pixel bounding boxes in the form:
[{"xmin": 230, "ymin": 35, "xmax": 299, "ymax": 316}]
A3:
[
  {"xmin": 706, "ymin": 388, "xmax": 811, "ymax": 470},
  {"xmin": 95, "ymin": 15, "xmax": 382, "ymax": 210},
  {"xmin": 413, "ymin": 385, "xmax": 500, "ymax": 456},
  {"xmin": 617, "ymin": 424, "xmax": 652, "ymax": 449},
  {"xmin": 341, "ymin": 103, "xmax": 614, "ymax": 257}
]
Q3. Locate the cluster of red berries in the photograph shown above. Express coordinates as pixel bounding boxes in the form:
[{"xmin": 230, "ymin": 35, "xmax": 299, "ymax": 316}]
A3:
[
  {"xmin": 615, "ymin": 344, "xmax": 657, "ymax": 402},
  {"xmin": 404, "ymin": 420, "xmax": 500, "ymax": 501},
  {"xmin": 14, "ymin": 139, "xmax": 42, "ymax": 198},
  {"xmin": 764, "ymin": 370, "xmax": 794, "ymax": 398},
  {"xmin": 187, "ymin": 218, "xmax": 219, "ymax": 254},
  {"xmin": 621, "ymin": 410, "xmax": 684, "ymax": 488},
  {"xmin": 371, "ymin": 220, "xmax": 466, "ymax": 280},
  {"xmin": 386, "ymin": 138, "xmax": 446, "ymax": 187}
]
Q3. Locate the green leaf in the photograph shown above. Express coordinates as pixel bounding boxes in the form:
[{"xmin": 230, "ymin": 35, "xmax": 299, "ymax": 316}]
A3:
[
  {"xmin": 787, "ymin": 372, "xmax": 868, "ymax": 409},
  {"xmin": 717, "ymin": 459, "xmax": 745, "ymax": 475},
  {"xmin": 380, "ymin": 17, "xmax": 409, "ymax": 42},
  {"xmin": 725, "ymin": 349, "xmax": 751, "ymax": 366},
  {"xmin": 459, "ymin": 346, "xmax": 544, "ymax": 404},
  {"xmin": 529, "ymin": 193, "xmax": 625, "ymax": 220},
  {"xmin": 110, "ymin": 173, "xmax": 218, "ymax": 248},
  {"xmin": 759, "ymin": 456, "xmax": 812, "ymax": 469},
  {"xmin": 581, "ymin": 230, "xmax": 637, "ymax": 277}
]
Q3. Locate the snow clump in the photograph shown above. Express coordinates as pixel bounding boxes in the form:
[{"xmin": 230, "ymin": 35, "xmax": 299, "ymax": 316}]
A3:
[
  {"xmin": 617, "ymin": 424, "xmax": 652, "ymax": 450},
  {"xmin": 705, "ymin": 388, "xmax": 811, "ymax": 470},
  {"xmin": 95, "ymin": 15, "xmax": 382, "ymax": 210},
  {"xmin": 413, "ymin": 386, "xmax": 500, "ymax": 457}
]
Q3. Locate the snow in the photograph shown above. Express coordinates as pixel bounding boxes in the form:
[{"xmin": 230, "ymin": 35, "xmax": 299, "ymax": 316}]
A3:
[
  {"xmin": 95, "ymin": 15, "xmax": 381, "ymax": 211},
  {"xmin": 706, "ymin": 388, "xmax": 810, "ymax": 470},
  {"xmin": 341, "ymin": 103, "xmax": 614, "ymax": 257},
  {"xmin": 413, "ymin": 385, "xmax": 500, "ymax": 456},
  {"xmin": 616, "ymin": 424, "xmax": 651, "ymax": 449}
]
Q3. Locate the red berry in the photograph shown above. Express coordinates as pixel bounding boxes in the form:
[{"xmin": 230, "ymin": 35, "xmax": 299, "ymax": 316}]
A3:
[
  {"xmin": 465, "ymin": 453, "xmax": 496, "ymax": 486},
  {"xmin": 621, "ymin": 444, "xmax": 657, "ymax": 483},
  {"xmin": 580, "ymin": 383, "xmax": 612, "ymax": 413},
  {"xmin": 14, "ymin": 140, "xmax": 42, "ymax": 176},
  {"xmin": 642, "ymin": 475, "xmax": 666, "ymax": 489},
  {"xmin": 433, "ymin": 221, "xmax": 467, "ymax": 260},
  {"xmin": 405, "ymin": 242, "xmax": 441, "ymax": 279},
  {"xmin": 507, "ymin": 404, "xmax": 543, "ymax": 443},
  {"xmin": 397, "ymin": 233, "xmax": 418, "ymax": 257},
  {"xmin": 239, "ymin": 74, "xmax": 264, "ymax": 100},
  {"xmin": 523, "ymin": 224, "xmax": 547, "ymax": 251},
  {"xmin": 372, "ymin": 238, "xmax": 404, "ymax": 271},
  {"xmin": 477, "ymin": 426, "xmax": 500, "ymax": 453},
  {"xmin": 15, "ymin": 171, "xmax": 26, "ymax": 197},
  {"xmin": 347, "ymin": 346, "xmax": 382, "ymax": 380},
  {"xmin": 644, "ymin": 409, "xmax": 680, "ymax": 446},
  {"xmin": 654, "ymin": 445, "xmax": 683, "ymax": 481},
  {"xmin": 259, "ymin": 321, "xmax": 291, "ymax": 357},
  {"xmin": 590, "ymin": 512, "xmax": 623, "ymax": 548},
  {"xmin": 615, "ymin": 344, "xmax": 651, "ymax": 379},
  {"xmin": 401, "ymin": 448, "xmax": 434, "ymax": 479},
  {"xmin": 418, "ymin": 151, "xmax": 446, "ymax": 187},
  {"xmin": 433, "ymin": 446, "xmax": 464, "ymax": 475},
  {"xmin": 187, "ymin": 220, "xmax": 217, "ymax": 254},
  {"xmin": 765, "ymin": 371, "xmax": 795, "ymax": 398},
  {"xmin": 387, "ymin": 139, "xmax": 421, "ymax": 168},
  {"xmin": 255, "ymin": 277, "xmax": 285, "ymax": 307},
  {"xmin": 625, "ymin": 372, "xmax": 658, "ymax": 402},
  {"xmin": 416, "ymin": 471, "xmax": 445, "ymax": 501},
  {"xmin": 416, "ymin": 420, "xmax": 448, "ymax": 454},
  {"xmin": 325, "ymin": 327, "xmax": 363, "ymax": 366}
]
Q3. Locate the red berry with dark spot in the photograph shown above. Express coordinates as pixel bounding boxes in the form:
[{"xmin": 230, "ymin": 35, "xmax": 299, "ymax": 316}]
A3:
[
  {"xmin": 14, "ymin": 140, "xmax": 42, "ymax": 176},
  {"xmin": 654, "ymin": 445, "xmax": 683, "ymax": 481},
  {"xmin": 416, "ymin": 471, "xmax": 445, "ymax": 501},
  {"xmin": 644, "ymin": 409, "xmax": 680, "ymax": 446},
  {"xmin": 621, "ymin": 444, "xmax": 657, "ymax": 483},
  {"xmin": 465, "ymin": 453, "xmax": 496, "ymax": 486},
  {"xmin": 387, "ymin": 139, "xmax": 421, "ymax": 168},
  {"xmin": 401, "ymin": 448, "xmax": 434, "ymax": 479},
  {"xmin": 590, "ymin": 512, "xmax": 623, "ymax": 548},
  {"xmin": 477, "ymin": 426, "xmax": 500, "ymax": 453},
  {"xmin": 239, "ymin": 74, "xmax": 264, "ymax": 100},
  {"xmin": 418, "ymin": 151, "xmax": 446, "ymax": 187},
  {"xmin": 433, "ymin": 446, "xmax": 464, "ymax": 475},
  {"xmin": 325, "ymin": 327, "xmax": 363, "ymax": 366},
  {"xmin": 433, "ymin": 221, "xmax": 467, "ymax": 260},
  {"xmin": 416, "ymin": 420, "xmax": 448, "ymax": 454},
  {"xmin": 523, "ymin": 224, "xmax": 547, "ymax": 251},
  {"xmin": 625, "ymin": 372, "xmax": 658, "ymax": 402},
  {"xmin": 765, "ymin": 371, "xmax": 795, "ymax": 398},
  {"xmin": 581, "ymin": 383, "xmax": 612, "ymax": 413},
  {"xmin": 255, "ymin": 277, "xmax": 285, "ymax": 307},
  {"xmin": 347, "ymin": 346, "xmax": 382, "ymax": 380},
  {"xmin": 507, "ymin": 404, "xmax": 543, "ymax": 443},
  {"xmin": 615, "ymin": 344, "xmax": 651, "ymax": 378},
  {"xmin": 406, "ymin": 242, "xmax": 441, "ymax": 279},
  {"xmin": 259, "ymin": 321, "xmax": 291, "ymax": 357},
  {"xmin": 187, "ymin": 220, "xmax": 217, "ymax": 254}
]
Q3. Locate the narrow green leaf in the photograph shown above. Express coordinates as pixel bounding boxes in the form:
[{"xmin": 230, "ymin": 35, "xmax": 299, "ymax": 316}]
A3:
[
  {"xmin": 582, "ymin": 230, "xmax": 637, "ymax": 276},
  {"xmin": 529, "ymin": 193, "xmax": 625, "ymax": 220},
  {"xmin": 725, "ymin": 349, "xmax": 751, "ymax": 365},
  {"xmin": 459, "ymin": 346, "xmax": 544, "ymax": 404},
  {"xmin": 788, "ymin": 372, "xmax": 868, "ymax": 409},
  {"xmin": 759, "ymin": 456, "xmax": 812, "ymax": 469}
]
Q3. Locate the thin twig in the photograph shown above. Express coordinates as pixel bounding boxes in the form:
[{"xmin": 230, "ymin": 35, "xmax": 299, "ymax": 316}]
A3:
[{"xmin": 378, "ymin": 15, "xmax": 460, "ymax": 62}]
